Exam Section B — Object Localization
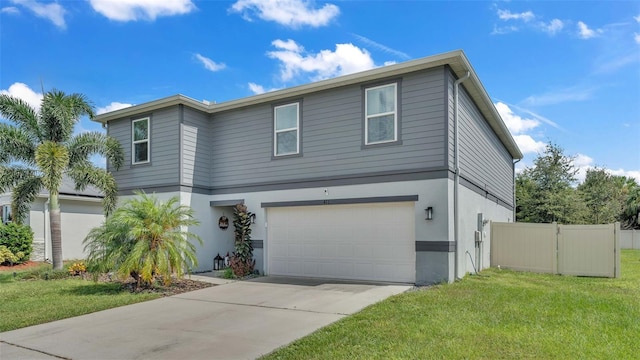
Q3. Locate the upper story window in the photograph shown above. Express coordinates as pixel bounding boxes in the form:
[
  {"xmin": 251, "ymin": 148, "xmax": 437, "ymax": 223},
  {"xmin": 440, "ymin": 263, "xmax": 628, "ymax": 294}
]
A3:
[
  {"xmin": 365, "ymin": 83, "xmax": 397, "ymax": 145},
  {"xmin": 274, "ymin": 103, "xmax": 299, "ymax": 156},
  {"xmin": 132, "ymin": 117, "xmax": 150, "ymax": 164}
]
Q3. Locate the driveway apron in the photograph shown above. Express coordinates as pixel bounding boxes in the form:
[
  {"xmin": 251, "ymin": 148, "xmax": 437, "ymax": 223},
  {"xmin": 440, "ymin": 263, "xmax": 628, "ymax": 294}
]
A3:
[{"xmin": 0, "ymin": 277, "xmax": 410, "ymax": 360}]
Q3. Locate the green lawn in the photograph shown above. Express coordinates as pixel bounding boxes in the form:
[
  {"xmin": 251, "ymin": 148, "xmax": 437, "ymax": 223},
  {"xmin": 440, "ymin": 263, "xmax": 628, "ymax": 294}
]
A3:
[
  {"xmin": 263, "ymin": 249, "xmax": 640, "ymax": 360},
  {"xmin": 0, "ymin": 264, "xmax": 159, "ymax": 332}
]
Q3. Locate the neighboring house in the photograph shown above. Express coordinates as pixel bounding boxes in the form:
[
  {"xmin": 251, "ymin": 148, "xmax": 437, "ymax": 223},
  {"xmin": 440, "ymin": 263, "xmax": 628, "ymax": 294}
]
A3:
[
  {"xmin": 95, "ymin": 50, "xmax": 522, "ymax": 284},
  {"xmin": 0, "ymin": 177, "xmax": 105, "ymax": 261}
]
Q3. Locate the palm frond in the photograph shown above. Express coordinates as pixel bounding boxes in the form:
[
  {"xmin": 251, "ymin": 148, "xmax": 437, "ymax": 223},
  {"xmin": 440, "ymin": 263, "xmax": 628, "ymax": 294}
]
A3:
[
  {"xmin": 67, "ymin": 164, "xmax": 118, "ymax": 215},
  {"xmin": 35, "ymin": 141, "xmax": 69, "ymax": 195},
  {"xmin": 0, "ymin": 166, "xmax": 38, "ymax": 193},
  {"xmin": 0, "ymin": 123, "xmax": 37, "ymax": 164},
  {"xmin": 40, "ymin": 90, "xmax": 94, "ymax": 143},
  {"xmin": 11, "ymin": 176, "xmax": 43, "ymax": 224},
  {"xmin": 67, "ymin": 131, "xmax": 124, "ymax": 171},
  {"xmin": 0, "ymin": 94, "xmax": 42, "ymax": 142},
  {"xmin": 83, "ymin": 192, "xmax": 202, "ymax": 287}
]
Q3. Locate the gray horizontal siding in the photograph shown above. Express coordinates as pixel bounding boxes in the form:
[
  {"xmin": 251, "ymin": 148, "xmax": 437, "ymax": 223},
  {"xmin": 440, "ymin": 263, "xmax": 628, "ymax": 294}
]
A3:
[
  {"xmin": 447, "ymin": 70, "xmax": 455, "ymax": 170},
  {"xmin": 182, "ymin": 107, "xmax": 211, "ymax": 187},
  {"xmin": 456, "ymin": 81, "xmax": 514, "ymax": 204},
  {"xmin": 210, "ymin": 68, "xmax": 448, "ymax": 189},
  {"xmin": 108, "ymin": 106, "xmax": 180, "ymax": 190}
]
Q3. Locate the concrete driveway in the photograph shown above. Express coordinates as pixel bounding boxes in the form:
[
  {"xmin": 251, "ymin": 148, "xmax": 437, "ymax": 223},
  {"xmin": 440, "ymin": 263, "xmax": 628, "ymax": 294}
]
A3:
[{"xmin": 0, "ymin": 276, "xmax": 411, "ymax": 360}]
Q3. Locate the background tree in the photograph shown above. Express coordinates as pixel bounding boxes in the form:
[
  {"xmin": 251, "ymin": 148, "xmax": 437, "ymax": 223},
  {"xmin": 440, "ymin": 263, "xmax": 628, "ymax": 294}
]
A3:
[
  {"xmin": 620, "ymin": 180, "xmax": 640, "ymax": 229},
  {"xmin": 515, "ymin": 143, "xmax": 585, "ymax": 224},
  {"xmin": 83, "ymin": 192, "xmax": 202, "ymax": 288},
  {"xmin": 0, "ymin": 90, "xmax": 123, "ymax": 269},
  {"xmin": 578, "ymin": 168, "xmax": 622, "ymax": 224}
]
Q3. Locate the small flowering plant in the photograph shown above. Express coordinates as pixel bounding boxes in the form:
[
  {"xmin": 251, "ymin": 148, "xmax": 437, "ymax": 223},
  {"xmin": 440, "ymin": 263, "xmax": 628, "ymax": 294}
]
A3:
[{"xmin": 68, "ymin": 262, "xmax": 87, "ymax": 276}]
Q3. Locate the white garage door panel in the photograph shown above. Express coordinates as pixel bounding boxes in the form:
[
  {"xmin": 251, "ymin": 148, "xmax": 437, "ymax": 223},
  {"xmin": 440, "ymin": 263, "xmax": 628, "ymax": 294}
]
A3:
[{"xmin": 267, "ymin": 202, "xmax": 415, "ymax": 283}]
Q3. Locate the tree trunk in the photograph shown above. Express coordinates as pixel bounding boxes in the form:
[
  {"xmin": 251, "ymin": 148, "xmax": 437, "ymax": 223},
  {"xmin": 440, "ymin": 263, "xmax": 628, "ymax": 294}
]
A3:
[{"xmin": 50, "ymin": 195, "xmax": 63, "ymax": 270}]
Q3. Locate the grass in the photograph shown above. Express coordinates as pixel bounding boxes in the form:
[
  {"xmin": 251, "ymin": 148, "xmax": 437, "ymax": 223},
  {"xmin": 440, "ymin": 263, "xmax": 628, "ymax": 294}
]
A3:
[
  {"xmin": 263, "ymin": 249, "xmax": 640, "ymax": 360},
  {"xmin": 0, "ymin": 263, "xmax": 160, "ymax": 332}
]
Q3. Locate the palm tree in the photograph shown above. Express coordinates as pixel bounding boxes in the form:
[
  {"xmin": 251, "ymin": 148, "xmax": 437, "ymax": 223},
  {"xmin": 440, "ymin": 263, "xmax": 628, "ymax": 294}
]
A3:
[
  {"xmin": 83, "ymin": 192, "xmax": 202, "ymax": 288},
  {"xmin": 0, "ymin": 90, "xmax": 123, "ymax": 269}
]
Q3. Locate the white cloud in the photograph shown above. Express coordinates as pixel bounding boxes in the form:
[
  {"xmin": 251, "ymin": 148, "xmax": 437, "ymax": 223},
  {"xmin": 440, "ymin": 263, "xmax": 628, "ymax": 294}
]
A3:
[
  {"xmin": 634, "ymin": 15, "xmax": 640, "ymax": 23},
  {"xmin": 0, "ymin": 82, "xmax": 43, "ymax": 112},
  {"xmin": 11, "ymin": 0, "xmax": 66, "ymax": 29},
  {"xmin": 267, "ymin": 39, "xmax": 376, "ymax": 82},
  {"xmin": 497, "ymin": 9, "xmax": 535, "ymax": 22},
  {"xmin": 522, "ymin": 85, "xmax": 596, "ymax": 106},
  {"xmin": 247, "ymin": 82, "xmax": 281, "ymax": 95},
  {"xmin": 89, "ymin": 0, "xmax": 196, "ymax": 22},
  {"xmin": 494, "ymin": 102, "xmax": 540, "ymax": 134},
  {"xmin": 635, "ymin": 33, "xmax": 640, "ymax": 44},
  {"xmin": 494, "ymin": 102, "xmax": 547, "ymax": 155},
  {"xmin": 541, "ymin": 19, "xmax": 564, "ymax": 35},
  {"xmin": 194, "ymin": 53, "xmax": 226, "ymax": 72},
  {"xmin": 230, "ymin": 0, "xmax": 339, "ymax": 28},
  {"xmin": 513, "ymin": 135, "xmax": 546, "ymax": 154},
  {"xmin": 491, "ymin": 25, "xmax": 519, "ymax": 35},
  {"xmin": 609, "ymin": 169, "xmax": 640, "ymax": 183},
  {"xmin": 96, "ymin": 102, "xmax": 133, "ymax": 115},
  {"xmin": 248, "ymin": 83, "xmax": 266, "ymax": 95},
  {"xmin": 577, "ymin": 21, "xmax": 602, "ymax": 39},
  {"xmin": 351, "ymin": 34, "xmax": 410, "ymax": 60},
  {"xmin": 572, "ymin": 153, "xmax": 594, "ymax": 183},
  {"xmin": 1, "ymin": 6, "xmax": 19, "ymax": 14},
  {"xmin": 271, "ymin": 39, "xmax": 302, "ymax": 52}
]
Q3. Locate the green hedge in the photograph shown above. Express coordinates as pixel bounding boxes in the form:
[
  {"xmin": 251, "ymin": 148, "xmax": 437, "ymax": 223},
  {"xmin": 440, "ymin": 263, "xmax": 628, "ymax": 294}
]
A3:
[{"xmin": 0, "ymin": 222, "xmax": 34, "ymax": 264}]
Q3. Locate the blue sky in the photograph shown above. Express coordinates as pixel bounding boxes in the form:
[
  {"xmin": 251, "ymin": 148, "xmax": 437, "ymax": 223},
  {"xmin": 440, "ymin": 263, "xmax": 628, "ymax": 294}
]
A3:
[{"xmin": 1, "ymin": 0, "xmax": 639, "ymax": 182}]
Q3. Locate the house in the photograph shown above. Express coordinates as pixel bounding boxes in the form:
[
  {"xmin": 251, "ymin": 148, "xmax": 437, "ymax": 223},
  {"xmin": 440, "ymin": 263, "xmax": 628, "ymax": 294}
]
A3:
[
  {"xmin": 94, "ymin": 50, "xmax": 522, "ymax": 284},
  {"xmin": 0, "ymin": 177, "xmax": 105, "ymax": 261}
]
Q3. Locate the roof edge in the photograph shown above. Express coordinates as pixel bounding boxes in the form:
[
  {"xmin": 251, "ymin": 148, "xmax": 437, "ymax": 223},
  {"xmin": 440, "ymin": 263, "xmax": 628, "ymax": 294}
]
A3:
[{"xmin": 93, "ymin": 49, "xmax": 522, "ymax": 159}]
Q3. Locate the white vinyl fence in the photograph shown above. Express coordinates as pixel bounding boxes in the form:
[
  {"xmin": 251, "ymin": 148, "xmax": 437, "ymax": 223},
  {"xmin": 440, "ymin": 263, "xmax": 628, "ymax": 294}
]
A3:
[
  {"xmin": 491, "ymin": 222, "xmax": 620, "ymax": 278},
  {"xmin": 621, "ymin": 229, "xmax": 639, "ymax": 249}
]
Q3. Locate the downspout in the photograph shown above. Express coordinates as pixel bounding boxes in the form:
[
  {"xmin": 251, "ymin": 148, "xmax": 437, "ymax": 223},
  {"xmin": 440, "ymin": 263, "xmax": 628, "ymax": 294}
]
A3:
[
  {"xmin": 44, "ymin": 198, "xmax": 49, "ymax": 262},
  {"xmin": 453, "ymin": 71, "xmax": 470, "ymax": 280},
  {"xmin": 512, "ymin": 159, "xmax": 521, "ymax": 222}
]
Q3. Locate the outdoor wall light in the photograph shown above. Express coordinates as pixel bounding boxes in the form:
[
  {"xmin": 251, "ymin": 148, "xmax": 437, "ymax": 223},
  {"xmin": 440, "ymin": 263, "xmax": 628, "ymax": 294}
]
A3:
[
  {"xmin": 425, "ymin": 207, "xmax": 433, "ymax": 221},
  {"xmin": 213, "ymin": 253, "xmax": 224, "ymax": 271},
  {"xmin": 249, "ymin": 213, "xmax": 256, "ymax": 224}
]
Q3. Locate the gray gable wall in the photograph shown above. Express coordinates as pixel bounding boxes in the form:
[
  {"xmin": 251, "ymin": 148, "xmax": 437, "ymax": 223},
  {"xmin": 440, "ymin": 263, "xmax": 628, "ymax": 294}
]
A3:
[
  {"xmin": 107, "ymin": 64, "xmax": 515, "ymax": 208},
  {"xmin": 446, "ymin": 69, "xmax": 514, "ymax": 205},
  {"xmin": 109, "ymin": 106, "xmax": 180, "ymax": 190},
  {"xmin": 209, "ymin": 67, "xmax": 447, "ymax": 191}
]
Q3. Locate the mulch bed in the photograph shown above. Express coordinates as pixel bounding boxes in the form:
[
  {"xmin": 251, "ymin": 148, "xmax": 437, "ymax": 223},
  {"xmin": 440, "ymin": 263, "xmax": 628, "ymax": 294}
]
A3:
[
  {"xmin": 1, "ymin": 261, "xmax": 214, "ymax": 297},
  {"xmin": 0, "ymin": 260, "xmax": 44, "ymax": 271}
]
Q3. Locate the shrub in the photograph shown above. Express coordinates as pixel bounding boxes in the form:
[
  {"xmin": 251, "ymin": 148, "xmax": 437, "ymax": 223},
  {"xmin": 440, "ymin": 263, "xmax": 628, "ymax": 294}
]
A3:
[
  {"xmin": 231, "ymin": 204, "xmax": 255, "ymax": 277},
  {"xmin": 0, "ymin": 245, "xmax": 18, "ymax": 264},
  {"xmin": 84, "ymin": 192, "xmax": 202, "ymax": 289},
  {"xmin": 0, "ymin": 222, "xmax": 33, "ymax": 264},
  {"xmin": 68, "ymin": 262, "xmax": 87, "ymax": 276}
]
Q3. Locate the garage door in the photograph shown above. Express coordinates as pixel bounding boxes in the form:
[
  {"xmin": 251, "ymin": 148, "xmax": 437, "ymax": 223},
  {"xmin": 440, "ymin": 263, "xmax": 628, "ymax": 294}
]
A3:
[{"xmin": 267, "ymin": 202, "xmax": 415, "ymax": 283}]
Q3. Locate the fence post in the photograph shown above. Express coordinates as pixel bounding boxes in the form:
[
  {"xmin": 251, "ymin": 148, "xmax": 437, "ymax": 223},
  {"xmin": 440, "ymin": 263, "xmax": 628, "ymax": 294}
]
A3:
[
  {"xmin": 615, "ymin": 222, "xmax": 621, "ymax": 278},
  {"xmin": 553, "ymin": 222, "xmax": 559, "ymax": 275}
]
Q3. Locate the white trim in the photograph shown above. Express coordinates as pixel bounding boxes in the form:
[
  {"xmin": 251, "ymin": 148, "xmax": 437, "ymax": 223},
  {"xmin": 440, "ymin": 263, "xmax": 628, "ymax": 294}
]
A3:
[
  {"xmin": 131, "ymin": 117, "xmax": 150, "ymax": 165},
  {"xmin": 365, "ymin": 83, "xmax": 398, "ymax": 145},
  {"xmin": 273, "ymin": 103, "xmax": 300, "ymax": 156}
]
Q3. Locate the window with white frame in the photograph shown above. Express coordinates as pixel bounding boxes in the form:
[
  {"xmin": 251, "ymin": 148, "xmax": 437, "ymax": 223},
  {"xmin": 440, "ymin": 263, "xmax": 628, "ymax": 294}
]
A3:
[
  {"xmin": 365, "ymin": 83, "xmax": 397, "ymax": 144},
  {"xmin": 132, "ymin": 117, "xmax": 150, "ymax": 164},
  {"xmin": 1, "ymin": 204, "xmax": 12, "ymax": 224},
  {"xmin": 274, "ymin": 103, "xmax": 299, "ymax": 156}
]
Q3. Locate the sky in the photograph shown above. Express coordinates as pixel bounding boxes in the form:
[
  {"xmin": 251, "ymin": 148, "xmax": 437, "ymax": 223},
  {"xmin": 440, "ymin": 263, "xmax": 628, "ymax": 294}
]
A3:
[{"xmin": 1, "ymin": 0, "xmax": 639, "ymax": 182}]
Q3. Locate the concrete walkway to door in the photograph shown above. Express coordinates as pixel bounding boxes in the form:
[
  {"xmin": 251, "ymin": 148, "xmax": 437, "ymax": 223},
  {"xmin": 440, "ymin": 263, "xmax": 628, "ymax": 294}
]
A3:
[{"xmin": 0, "ymin": 276, "xmax": 411, "ymax": 360}]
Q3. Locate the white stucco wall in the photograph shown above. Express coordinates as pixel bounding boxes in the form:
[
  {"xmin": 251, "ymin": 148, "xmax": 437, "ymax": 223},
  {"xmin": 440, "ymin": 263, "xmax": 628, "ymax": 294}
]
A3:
[
  {"xmin": 27, "ymin": 197, "xmax": 104, "ymax": 261},
  {"xmin": 454, "ymin": 182, "xmax": 513, "ymax": 277}
]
